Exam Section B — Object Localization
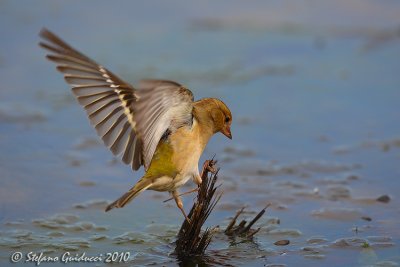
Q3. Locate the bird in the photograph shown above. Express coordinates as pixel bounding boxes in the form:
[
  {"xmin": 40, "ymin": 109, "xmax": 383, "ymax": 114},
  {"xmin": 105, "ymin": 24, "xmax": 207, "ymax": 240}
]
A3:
[{"xmin": 39, "ymin": 28, "xmax": 232, "ymax": 223}]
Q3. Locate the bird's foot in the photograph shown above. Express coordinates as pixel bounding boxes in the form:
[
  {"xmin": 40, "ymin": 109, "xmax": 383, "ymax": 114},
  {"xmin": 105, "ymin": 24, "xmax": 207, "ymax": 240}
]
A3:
[{"xmin": 201, "ymin": 159, "xmax": 217, "ymax": 177}]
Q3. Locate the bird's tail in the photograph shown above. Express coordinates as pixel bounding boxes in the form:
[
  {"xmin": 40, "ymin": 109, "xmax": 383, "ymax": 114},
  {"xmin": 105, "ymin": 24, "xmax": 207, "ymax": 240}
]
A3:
[{"xmin": 105, "ymin": 179, "xmax": 152, "ymax": 212}]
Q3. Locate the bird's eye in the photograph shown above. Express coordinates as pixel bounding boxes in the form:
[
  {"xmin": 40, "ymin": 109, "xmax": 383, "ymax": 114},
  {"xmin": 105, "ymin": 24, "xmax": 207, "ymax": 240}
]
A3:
[{"xmin": 225, "ymin": 117, "xmax": 230, "ymax": 123}]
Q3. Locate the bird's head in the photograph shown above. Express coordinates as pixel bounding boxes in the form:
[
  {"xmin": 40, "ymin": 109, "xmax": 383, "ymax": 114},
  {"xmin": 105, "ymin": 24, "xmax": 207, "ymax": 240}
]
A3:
[
  {"xmin": 194, "ymin": 98, "xmax": 233, "ymax": 139},
  {"xmin": 208, "ymin": 98, "xmax": 233, "ymax": 140}
]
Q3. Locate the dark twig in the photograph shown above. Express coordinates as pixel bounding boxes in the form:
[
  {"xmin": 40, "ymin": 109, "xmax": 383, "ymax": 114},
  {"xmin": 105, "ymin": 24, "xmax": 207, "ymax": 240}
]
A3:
[
  {"xmin": 225, "ymin": 204, "xmax": 270, "ymax": 238},
  {"xmin": 174, "ymin": 159, "xmax": 222, "ymax": 259},
  {"xmin": 225, "ymin": 207, "xmax": 245, "ymax": 233},
  {"xmin": 174, "ymin": 159, "xmax": 268, "ymax": 264}
]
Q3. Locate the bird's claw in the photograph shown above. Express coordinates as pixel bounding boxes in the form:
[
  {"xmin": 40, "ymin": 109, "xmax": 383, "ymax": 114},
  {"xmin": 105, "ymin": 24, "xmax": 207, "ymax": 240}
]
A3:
[
  {"xmin": 207, "ymin": 164, "xmax": 217, "ymax": 174},
  {"xmin": 203, "ymin": 159, "xmax": 217, "ymax": 175}
]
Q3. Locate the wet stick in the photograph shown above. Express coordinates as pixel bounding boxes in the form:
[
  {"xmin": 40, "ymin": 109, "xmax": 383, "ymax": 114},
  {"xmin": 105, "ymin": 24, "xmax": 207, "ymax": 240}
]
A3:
[
  {"xmin": 225, "ymin": 204, "xmax": 270, "ymax": 237},
  {"xmin": 174, "ymin": 159, "xmax": 222, "ymax": 259},
  {"xmin": 174, "ymin": 159, "xmax": 268, "ymax": 263}
]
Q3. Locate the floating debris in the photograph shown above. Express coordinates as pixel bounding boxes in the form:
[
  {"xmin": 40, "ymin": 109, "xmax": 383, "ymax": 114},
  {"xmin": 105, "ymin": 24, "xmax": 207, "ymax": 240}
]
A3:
[
  {"xmin": 225, "ymin": 204, "xmax": 270, "ymax": 238},
  {"xmin": 376, "ymin": 195, "xmax": 391, "ymax": 203},
  {"xmin": 361, "ymin": 216, "xmax": 372, "ymax": 222},
  {"xmin": 274, "ymin": 240, "xmax": 290, "ymax": 246}
]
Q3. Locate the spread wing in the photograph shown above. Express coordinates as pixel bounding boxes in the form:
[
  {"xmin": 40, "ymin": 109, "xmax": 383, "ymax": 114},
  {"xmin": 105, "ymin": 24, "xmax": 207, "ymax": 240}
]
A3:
[
  {"xmin": 134, "ymin": 79, "xmax": 194, "ymax": 169},
  {"xmin": 39, "ymin": 28, "xmax": 143, "ymax": 170},
  {"xmin": 39, "ymin": 29, "xmax": 195, "ymax": 171}
]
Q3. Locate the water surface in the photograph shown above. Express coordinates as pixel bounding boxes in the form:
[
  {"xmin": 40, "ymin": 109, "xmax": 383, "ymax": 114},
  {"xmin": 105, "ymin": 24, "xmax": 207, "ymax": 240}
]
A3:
[{"xmin": 1, "ymin": 1, "xmax": 400, "ymax": 266}]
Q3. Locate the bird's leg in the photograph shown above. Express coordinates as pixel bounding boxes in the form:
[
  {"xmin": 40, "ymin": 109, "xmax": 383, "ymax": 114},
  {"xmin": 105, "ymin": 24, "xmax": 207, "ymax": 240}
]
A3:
[
  {"xmin": 163, "ymin": 187, "xmax": 199, "ymax": 203},
  {"xmin": 172, "ymin": 190, "xmax": 191, "ymax": 224},
  {"xmin": 178, "ymin": 187, "xmax": 200, "ymax": 196},
  {"xmin": 164, "ymin": 160, "xmax": 216, "ymax": 202}
]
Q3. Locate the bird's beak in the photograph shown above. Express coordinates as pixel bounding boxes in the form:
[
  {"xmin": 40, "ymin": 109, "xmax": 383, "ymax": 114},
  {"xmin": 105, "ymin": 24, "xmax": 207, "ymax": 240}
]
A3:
[{"xmin": 221, "ymin": 125, "xmax": 232, "ymax": 140}]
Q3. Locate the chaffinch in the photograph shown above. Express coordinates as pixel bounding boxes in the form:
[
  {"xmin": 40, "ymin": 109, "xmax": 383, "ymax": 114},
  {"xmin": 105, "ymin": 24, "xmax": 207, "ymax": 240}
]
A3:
[{"xmin": 39, "ymin": 29, "xmax": 232, "ymax": 222}]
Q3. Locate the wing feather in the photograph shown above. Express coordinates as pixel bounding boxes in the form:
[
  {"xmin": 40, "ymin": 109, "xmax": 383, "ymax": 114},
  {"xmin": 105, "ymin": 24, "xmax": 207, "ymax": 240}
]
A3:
[
  {"xmin": 110, "ymin": 122, "xmax": 131, "ymax": 155},
  {"xmin": 122, "ymin": 131, "xmax": 136, "ymax": 164},
  {"xmin": 39, "ymin": 28, "xmax": 143, "ymax": 170},
  {"xmin": 134, "ymin": 80, "xmax": 194, "ymax": 168}
]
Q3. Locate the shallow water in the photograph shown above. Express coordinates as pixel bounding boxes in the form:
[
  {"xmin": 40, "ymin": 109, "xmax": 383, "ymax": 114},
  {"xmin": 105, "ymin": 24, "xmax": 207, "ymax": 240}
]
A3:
[{"xmin": 1, "ymin": 1, "xmax": 400, "ymax": 266}]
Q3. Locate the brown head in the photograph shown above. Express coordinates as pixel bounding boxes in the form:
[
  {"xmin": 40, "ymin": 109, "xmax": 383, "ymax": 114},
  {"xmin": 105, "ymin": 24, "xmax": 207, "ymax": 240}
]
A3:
[{"xmin": 193, "ymin": 98, "xmax": 232, "ymax": 139}]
